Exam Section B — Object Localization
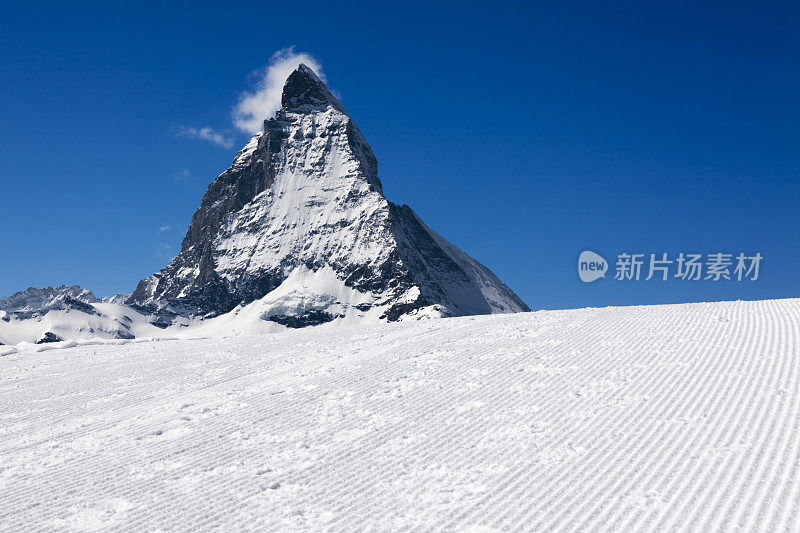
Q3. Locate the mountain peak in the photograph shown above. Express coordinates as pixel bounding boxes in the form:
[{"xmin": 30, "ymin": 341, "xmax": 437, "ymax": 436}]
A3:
[
  {"xmin": 281, "ymin": 64, "xmax": 345, "ymax": 114},
  {"xmin": 130, "ymin": 64, "xmax": 529, "ymax": 323}
]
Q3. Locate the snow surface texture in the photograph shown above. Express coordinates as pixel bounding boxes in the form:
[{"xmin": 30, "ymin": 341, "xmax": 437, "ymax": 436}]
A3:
[
  {"xmin": 128, "ymin": 64, "xmax": 528, "ymax": 321},
  {"xmin": 2, "ymin": 298, "xmax": 799, "ymax": 531}
]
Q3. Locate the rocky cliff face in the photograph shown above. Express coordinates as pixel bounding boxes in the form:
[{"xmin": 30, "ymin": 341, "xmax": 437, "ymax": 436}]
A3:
[{"xmin": 129, "ymin": 65, "xmax": 528, "ymax": 325}]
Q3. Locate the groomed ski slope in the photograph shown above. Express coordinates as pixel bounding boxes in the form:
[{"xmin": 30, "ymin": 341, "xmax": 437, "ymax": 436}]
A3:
[{"xmin": 1, "ymin": 298, "xmax": 799, "ymax": 531}]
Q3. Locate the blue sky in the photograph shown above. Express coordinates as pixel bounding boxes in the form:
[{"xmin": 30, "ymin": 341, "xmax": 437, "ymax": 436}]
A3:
[{"xmin": 1, "ymin": 1, "xmax": 798, "ymax": 310}]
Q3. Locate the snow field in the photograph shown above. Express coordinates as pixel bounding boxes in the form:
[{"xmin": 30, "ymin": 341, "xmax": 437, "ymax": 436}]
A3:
[{"xmin": 1, "ymin": 298, "xmax": 799, "ymax": 531}]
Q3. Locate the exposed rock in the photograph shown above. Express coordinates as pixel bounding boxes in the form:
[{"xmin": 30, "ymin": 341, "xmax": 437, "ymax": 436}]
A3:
[
  {"xmin": 36, "ymin": 332, "xmax": 63, "ymax": 344},
  {"xmin": 267, "ymin": 310, "xmax": 340, "ymax": 329},
  {"xmin": 101, "ymin": 293, "xmax": 131, "ymax": 305}
]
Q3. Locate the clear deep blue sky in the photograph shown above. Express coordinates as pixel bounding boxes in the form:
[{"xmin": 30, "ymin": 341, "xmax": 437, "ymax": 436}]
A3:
[{"xmin": 1, "ymin": 1, "xmax": 798, "ymax": 310}]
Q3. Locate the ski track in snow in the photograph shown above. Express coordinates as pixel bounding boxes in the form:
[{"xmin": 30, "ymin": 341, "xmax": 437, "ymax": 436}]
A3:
[{"xmin": 1, "ymin": 299, "xmax": 799, "ymax": 531}]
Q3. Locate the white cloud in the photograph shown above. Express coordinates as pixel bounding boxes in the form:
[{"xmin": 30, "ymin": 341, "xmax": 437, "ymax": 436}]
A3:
[
  {"xmin": 173, "ymin": 169, "xmax": 191, "ymax": 182},
  {"xmin": 233, "ymin": 47, "xmax": 325, "ymax": 134},
  {"xmin": 176, "ymin": 126, "xmax": 233, "ymax": 148},
  {"xmin": 154, "ymin": 243, "xmax": 175, "ymax": 257},
  {"xmin": 158, "ymin": 225, "xmax": 174, "ymax": 233}
]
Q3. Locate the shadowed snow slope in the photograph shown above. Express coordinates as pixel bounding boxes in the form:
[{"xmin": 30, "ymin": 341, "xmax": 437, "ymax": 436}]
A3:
[{"xmin": 2, "ymin": 298, "xmax": 799, "ymax": 530}]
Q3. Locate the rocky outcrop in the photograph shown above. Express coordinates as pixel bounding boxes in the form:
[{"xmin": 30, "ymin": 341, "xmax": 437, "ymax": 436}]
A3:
[{"xmin": 36, "ymin": 332, "xmax": 64, "ymax": 344}]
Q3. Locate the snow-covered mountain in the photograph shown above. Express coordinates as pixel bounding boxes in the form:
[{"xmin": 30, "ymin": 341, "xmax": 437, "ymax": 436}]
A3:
[
  {"xmin": 0, "ymin": 285, "xmax": 98, "ymax": 315},
  {"xmin": 0, "ymin": 286, "xmax": 165, "ymax": 345},
  {"xmin": 128, "ymin": 64, "xmax": 528, "ymax": 325}
]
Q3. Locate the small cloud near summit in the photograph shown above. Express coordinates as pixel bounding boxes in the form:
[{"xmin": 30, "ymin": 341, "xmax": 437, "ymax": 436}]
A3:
[
  {"xmin": 233, "ymin": 47, "xmax": 326, "ymax": 134},
  {"xmin": 154, "ymin": 243, "xmax": 175, "ymax": 257},
  {"xmin": 175, "ymin": 126, "xmax": 233, "ymax": 148},
  {"xmin": 173, "ymin": 168, "xmax": 191, "ymax": 182}
]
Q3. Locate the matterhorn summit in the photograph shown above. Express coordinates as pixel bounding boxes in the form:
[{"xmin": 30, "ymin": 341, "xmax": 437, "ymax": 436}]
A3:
[{"xmin": 128, "ymin": 64, "xmax": 528, "ymax": 326}]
